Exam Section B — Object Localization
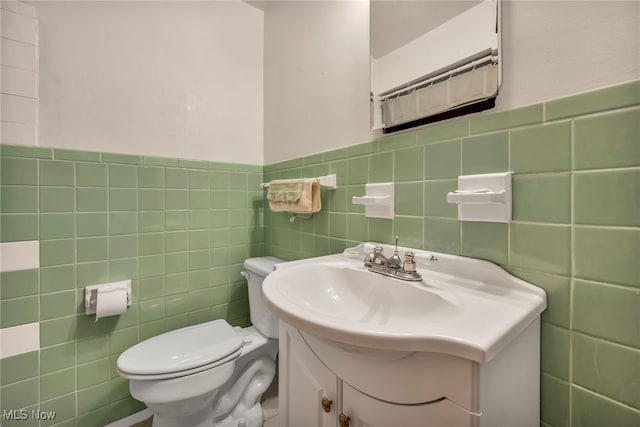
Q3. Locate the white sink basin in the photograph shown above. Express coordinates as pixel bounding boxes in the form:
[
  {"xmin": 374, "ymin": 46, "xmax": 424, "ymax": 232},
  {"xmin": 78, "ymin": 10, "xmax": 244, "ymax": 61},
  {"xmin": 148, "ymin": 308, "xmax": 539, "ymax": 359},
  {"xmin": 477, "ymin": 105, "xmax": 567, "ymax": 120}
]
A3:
[
  {"xmin": 275, "ymin": 261, "xmax": 460, "ymax": 324},
  {"xmin": 263, "ymin": 242, "xmax": 546, "ymax": 363}
]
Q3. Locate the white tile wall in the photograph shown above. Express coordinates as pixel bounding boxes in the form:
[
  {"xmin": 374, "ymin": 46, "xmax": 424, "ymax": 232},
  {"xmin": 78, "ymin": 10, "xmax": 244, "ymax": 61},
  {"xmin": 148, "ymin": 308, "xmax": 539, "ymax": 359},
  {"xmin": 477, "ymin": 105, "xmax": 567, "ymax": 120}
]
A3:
[
  {"xmin": 1, "ymin": 118, "xmax": 37, "ymax": 144},
  {"xmin": 1, "ymin": 93, "xmax": 37, "ymax": 123},
  {"xmin": 0, "ymin": 240, "xmax": 40, "ymax": 272},
  {"xmin": 0, "ymin": 0, "xmax": 38, "ymax": 145},
  {"xmin": 0, "ymin": 0, "xmax": 19, "ymax": 13},
  {"xmin": 17, "ymin": 1, "xmax": 37, "ymax": 19},
  {"xmin": 1, "ymin": 37, "xmax": 38, "ymax": 70},
  {"xmin": 1, "ymin": 6, "xmax": 37, "ymax": 44},
  {"xmin": 2, "ymin": 65, "xmax": 37, "ymax": 97},
  {"xmin": 0, "ymin": 239, "xmax": 41, "ymax": 358},
  {"xmin": 0, "ymin": 322, "xmax": 40, "ymax": 358}
]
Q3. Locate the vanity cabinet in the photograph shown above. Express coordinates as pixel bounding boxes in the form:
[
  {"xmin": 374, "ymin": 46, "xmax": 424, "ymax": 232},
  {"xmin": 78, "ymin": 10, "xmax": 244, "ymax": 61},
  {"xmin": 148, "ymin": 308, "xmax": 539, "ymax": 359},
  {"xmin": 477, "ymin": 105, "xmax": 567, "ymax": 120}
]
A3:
[
  {"xmin": 341, "ymin": 383, "xmax": 474, "ymax": 427},
  {"xmin": 279, "ymin": 321, "xmax": 338, "ymax": 427},
  {"xmin": 278, "ymin": 320, "xmax": 540, "ymax": 427},
  {"xmin": 279, "ymin": 322, "xmax": 478, "ymax": 427}
]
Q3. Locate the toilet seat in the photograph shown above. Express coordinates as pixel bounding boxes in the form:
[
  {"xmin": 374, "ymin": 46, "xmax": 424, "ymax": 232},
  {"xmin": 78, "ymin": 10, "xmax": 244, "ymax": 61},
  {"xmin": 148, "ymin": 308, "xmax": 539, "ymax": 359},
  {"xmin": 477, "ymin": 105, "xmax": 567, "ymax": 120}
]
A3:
[{"xmin": 117, "ymin": 319, "xmax": 243, "ymax": 380}]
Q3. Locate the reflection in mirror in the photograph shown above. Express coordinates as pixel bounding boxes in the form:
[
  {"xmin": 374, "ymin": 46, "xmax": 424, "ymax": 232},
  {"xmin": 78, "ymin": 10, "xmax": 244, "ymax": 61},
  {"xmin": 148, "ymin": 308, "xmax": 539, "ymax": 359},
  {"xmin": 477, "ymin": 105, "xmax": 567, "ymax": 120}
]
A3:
[{"xmin": 370, "ymin": 0, "xmax": 501, "ymax": 133}]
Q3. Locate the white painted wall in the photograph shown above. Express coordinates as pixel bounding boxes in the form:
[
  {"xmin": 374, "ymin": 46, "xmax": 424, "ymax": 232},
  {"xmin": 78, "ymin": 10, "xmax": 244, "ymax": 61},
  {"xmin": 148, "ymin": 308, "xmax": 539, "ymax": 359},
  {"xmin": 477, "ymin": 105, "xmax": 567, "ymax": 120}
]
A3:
[
  {"xmin": 35, "ymin": 0, "xmax": 264, "ymax": 165},
  {"xmin": 263, "ymin": 0, "xmax": 371, "ymax": 164},
  {"xmin": 264, "ymin": 0, "xmax": 640, "ymax": 164},
  {"xmin": 497, "ymin": 0, "xmax": 640, "ymax": 111}
]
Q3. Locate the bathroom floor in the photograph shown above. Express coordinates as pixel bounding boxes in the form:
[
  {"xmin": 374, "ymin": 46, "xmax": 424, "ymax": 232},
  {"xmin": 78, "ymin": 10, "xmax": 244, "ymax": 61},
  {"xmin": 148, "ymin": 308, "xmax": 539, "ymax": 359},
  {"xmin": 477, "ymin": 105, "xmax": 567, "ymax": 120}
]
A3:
[{"xmin": 128, "ymin": 378, "xmax": 279, "ymax": 427}]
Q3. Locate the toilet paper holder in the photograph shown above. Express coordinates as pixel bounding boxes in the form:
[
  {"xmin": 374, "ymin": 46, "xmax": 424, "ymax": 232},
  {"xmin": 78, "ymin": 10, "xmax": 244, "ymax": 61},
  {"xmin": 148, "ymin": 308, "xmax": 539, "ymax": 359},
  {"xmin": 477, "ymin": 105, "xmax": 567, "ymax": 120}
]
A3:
[{"xmin": 85, "ymin": 280, "xmax": 132, "ymax": 315}]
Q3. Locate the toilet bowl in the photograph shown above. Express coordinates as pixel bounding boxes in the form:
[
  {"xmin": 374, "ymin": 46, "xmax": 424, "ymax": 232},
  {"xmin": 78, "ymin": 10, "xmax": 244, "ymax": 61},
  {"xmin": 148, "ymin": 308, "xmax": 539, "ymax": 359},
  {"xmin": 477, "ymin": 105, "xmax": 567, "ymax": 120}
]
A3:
[{"xmin": 117, "ymin": 256, "xmax": 283, "ymax": 427}]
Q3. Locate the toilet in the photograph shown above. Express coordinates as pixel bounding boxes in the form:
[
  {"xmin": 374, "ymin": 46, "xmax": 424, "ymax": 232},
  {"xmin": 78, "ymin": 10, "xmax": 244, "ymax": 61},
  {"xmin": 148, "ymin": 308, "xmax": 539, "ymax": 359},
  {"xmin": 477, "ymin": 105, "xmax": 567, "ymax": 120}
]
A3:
[{"xmin": 117, "ymin": 256, "xmax": 283, "ymax": 427}]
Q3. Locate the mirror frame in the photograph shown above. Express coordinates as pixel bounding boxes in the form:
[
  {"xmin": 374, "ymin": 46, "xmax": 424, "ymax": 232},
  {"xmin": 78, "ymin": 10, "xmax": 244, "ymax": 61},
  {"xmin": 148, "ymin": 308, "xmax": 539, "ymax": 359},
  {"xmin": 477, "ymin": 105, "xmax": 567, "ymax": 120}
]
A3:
[{"xmin": 370, "ymin": 0, "xmax": 502, "ymax": 133}]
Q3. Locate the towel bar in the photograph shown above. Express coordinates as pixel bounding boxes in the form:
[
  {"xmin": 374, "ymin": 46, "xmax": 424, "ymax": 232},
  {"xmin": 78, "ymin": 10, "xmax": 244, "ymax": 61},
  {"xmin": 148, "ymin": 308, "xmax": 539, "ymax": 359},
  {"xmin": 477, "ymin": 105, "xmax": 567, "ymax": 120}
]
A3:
[{"xmin": 260, "ymin": 174, "xmax": 337, "ymax": 190}]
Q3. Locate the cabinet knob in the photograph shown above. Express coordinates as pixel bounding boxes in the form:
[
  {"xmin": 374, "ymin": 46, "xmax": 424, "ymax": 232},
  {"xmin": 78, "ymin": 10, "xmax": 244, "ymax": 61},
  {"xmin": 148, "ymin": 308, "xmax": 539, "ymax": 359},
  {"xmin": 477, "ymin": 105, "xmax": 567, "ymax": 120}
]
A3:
[
  {"xmin": 321, "ymin": 397, "xmax": 333, "ymax": 413},
  {"xmin": 339, "ymin": 413, "xmax": 351, "ymax": 427}
]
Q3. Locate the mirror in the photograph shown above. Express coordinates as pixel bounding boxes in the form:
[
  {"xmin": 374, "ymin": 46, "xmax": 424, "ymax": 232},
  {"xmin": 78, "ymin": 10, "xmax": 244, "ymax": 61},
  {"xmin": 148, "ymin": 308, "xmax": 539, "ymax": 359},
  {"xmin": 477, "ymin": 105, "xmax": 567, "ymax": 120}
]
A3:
[{"xmin": 370, "ymin": 0, "xmax": 501, "ymax": 132}]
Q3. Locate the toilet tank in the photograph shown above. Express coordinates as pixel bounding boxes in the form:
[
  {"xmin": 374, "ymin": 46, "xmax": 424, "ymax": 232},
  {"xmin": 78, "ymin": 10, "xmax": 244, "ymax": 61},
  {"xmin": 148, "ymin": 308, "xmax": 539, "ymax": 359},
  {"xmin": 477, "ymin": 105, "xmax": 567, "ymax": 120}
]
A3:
[{"xmin": 242, "ymin": 256, "xmax": 283, "ymax": 339}]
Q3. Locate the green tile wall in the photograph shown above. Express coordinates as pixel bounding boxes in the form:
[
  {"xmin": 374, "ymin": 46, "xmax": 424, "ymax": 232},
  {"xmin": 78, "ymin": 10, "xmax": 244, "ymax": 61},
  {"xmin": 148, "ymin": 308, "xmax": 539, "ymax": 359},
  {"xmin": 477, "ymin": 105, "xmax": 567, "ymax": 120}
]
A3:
[
  {"xmin": 262, "ymin": 80, "xmax": 640, "ymax": 426},
  {"xmin": 0, "ymin": 80, "xmax": 638, "ymax": 427},
  {"xmin": 0, "ymin": 148, "xmax": 263, "ymax": 425}
]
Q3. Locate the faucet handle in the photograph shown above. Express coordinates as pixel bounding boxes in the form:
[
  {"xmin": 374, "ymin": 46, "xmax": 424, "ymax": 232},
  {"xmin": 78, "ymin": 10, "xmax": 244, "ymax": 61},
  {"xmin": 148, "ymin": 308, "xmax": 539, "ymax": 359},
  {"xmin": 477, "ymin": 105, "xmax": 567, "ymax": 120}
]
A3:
[
  {"xmin": 364, "ymin": 246, "xmax": 384, "ymax": 265},
  {"xmin": 402, "ymin": 251, "xmax": 417, "ymax": 272}
]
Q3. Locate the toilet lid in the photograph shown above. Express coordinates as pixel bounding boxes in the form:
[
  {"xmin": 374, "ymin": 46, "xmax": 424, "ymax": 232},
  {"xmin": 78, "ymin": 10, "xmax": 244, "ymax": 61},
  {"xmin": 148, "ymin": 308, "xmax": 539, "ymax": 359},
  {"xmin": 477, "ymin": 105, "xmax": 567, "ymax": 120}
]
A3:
[{"xmin": 117, "ymin": 319, "xmax": 243, "ymax": 376}]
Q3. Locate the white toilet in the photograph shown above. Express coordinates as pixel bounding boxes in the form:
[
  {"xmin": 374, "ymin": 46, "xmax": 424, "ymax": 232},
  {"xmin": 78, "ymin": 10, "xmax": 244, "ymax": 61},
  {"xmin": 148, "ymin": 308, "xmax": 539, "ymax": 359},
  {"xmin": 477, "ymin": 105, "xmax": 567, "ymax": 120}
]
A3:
[{"xmin": 117, "ymin": 256, "xmax": 283, "ymax": 427}]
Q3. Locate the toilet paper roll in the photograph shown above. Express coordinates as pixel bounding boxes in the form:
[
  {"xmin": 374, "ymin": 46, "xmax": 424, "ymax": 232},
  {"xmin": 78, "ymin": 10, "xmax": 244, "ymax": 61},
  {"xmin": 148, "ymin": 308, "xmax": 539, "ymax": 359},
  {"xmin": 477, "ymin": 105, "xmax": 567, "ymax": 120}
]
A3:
[{"xmin": 95, "ymin": 286, "xmax": 128, "ymax": 321}]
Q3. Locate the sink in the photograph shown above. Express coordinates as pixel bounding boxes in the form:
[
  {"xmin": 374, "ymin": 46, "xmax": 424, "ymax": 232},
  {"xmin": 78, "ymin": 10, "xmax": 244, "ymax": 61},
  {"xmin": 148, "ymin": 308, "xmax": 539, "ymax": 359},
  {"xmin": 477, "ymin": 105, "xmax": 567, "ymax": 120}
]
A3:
[
  {"xmin": 275, "ymin": 261, "xmax": 459, "ymax": 324},
  {"xmin": 262, "ymin": 242, "xmax": 546, "ymax": 363}
]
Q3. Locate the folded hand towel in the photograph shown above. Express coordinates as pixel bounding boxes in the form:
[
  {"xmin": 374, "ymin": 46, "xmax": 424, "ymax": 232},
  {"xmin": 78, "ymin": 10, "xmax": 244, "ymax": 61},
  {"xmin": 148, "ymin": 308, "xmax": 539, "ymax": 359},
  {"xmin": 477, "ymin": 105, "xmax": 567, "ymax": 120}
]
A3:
[
  {"xmin": 267, "ymin": 178, "xmax": 321, "ymax": 215},
  {"xmin": 266, "ymin": 180, "xmax": 305, "ymax": 203}
]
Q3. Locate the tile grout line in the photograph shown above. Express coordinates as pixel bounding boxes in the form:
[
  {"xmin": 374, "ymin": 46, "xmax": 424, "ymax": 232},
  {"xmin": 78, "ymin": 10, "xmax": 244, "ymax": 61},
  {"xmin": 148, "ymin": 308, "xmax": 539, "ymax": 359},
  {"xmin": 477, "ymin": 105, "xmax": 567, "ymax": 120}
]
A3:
[
  {"xmin": 507, "ymin": 129, "xmax": 512, "ymax": 269},
  {"xmin": 568, "ymin": 115, "xmax": 576, "ymax": 427}
]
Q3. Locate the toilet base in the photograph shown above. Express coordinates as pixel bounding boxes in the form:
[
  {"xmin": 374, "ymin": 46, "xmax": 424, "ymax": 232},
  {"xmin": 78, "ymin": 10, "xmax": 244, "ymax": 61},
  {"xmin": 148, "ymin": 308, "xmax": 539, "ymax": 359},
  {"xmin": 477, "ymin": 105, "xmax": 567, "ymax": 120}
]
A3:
[
  {"xmin": 144, "ymin": 337, "xmax": 278, "ymax": 427},
  {"xmin": 149, "ymin": 357, "xmax": 275, "ymax": 427}
]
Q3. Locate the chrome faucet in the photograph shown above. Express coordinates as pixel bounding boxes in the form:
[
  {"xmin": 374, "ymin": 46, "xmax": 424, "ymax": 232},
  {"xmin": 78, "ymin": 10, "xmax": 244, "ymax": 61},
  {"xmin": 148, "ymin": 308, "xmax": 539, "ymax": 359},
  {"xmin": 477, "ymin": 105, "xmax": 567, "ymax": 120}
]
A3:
[{"xmin": 363, "ymin": 241, "xmax": 422, "ymax": 282}]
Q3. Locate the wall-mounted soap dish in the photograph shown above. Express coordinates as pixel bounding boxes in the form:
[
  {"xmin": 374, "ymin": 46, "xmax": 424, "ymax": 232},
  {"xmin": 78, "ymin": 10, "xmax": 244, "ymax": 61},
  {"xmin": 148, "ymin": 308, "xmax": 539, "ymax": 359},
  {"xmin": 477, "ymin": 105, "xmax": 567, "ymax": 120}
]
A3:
[
  {"xmin": 447, "ymin": 172, "xmax": 512, "ymax": 223},
  {"xmin": 352, "ymin": 182, "xmax": 394, "ymax": 219}
]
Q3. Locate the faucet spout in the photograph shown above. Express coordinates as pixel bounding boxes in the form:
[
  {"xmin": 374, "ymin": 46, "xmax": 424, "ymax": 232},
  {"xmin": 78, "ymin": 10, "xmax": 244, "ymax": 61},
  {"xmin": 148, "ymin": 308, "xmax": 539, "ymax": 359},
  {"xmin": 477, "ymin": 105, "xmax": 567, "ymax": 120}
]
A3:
[{"xmin": 364, "ymin": 246, "xmax": 422, "ymax": 282}]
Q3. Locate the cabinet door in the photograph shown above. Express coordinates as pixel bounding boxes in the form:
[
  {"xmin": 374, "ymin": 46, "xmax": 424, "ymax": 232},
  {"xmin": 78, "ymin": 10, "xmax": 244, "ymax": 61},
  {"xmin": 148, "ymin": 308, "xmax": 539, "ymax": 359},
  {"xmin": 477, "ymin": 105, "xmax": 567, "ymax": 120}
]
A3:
[
  {"xmin": 341, "ymin": 383, "xmax": 475, "ymax": 427},
  {"xmin": 279, "ymin": 323, "xmax": 338, "ymax": 427}
]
